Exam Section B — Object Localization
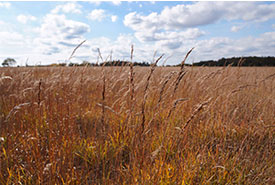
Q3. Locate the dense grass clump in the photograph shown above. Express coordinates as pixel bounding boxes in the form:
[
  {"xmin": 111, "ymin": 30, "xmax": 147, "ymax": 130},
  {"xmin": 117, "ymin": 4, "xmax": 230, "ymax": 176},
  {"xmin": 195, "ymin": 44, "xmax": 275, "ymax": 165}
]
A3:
[{"xmin": 0, "ymin": 65, "xmax": 274, "ymax": 184}]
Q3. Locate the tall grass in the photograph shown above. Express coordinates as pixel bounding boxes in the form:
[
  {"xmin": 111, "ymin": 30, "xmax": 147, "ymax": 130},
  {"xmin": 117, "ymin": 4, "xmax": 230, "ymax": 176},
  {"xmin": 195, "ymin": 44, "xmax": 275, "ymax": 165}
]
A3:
[{"xmin": 0, "ymin": 63, "xmax": 274, "ymax": 184}]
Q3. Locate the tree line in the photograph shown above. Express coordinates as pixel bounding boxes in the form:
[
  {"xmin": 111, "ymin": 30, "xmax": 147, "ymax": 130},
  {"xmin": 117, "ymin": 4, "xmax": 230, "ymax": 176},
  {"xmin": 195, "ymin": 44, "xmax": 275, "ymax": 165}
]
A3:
[
  {"xmin": 191, "ymin": 56, "xmax": 275, "ymax": 67},
  {"xmin": 68, "ymin": 60, "xmax": 150, "ymax": 67},
  {"xmin": 2, "ymin": 56, "xmax": 275, "ymax": 67}
]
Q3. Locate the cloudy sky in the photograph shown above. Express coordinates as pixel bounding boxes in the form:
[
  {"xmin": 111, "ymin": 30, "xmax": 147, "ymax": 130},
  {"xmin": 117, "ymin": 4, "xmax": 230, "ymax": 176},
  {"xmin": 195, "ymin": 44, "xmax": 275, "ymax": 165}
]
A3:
[{"xmin": 0, "ymin": 1, "xmax": 275, "ymax": 66}]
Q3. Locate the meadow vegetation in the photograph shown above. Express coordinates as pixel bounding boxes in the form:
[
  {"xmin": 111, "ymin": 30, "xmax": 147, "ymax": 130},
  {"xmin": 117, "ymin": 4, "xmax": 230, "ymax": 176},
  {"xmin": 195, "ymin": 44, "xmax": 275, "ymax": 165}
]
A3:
[{"xmin": 0, "ymin": 58, "xmax": 274, "ymax": 184}]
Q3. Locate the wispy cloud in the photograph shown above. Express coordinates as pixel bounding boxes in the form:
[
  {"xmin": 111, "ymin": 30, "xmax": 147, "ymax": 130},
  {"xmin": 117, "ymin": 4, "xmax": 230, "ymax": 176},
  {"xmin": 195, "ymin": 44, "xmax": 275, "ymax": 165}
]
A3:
[{"xmin": 231, "ymin": 25, "xmax": 243, "ymax": 32}]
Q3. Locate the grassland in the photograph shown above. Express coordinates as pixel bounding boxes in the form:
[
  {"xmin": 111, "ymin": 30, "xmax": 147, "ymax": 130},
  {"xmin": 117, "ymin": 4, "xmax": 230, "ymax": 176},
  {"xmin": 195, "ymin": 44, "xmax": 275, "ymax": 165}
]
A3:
[{"xmin": 0, "ymin": 65, "xmax": 274, "ymax": 184}]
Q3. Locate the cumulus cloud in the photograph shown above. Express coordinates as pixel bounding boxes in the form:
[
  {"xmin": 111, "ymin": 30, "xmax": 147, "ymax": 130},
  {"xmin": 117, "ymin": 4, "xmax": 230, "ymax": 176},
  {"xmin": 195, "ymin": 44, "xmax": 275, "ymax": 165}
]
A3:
[
  {"xmin": 89, "ymin": 1, "xmax": 101, "ymax": 6},
  {"xmin": 0, "ymin": 20, "xmax": 13, "ymax": 32},
  {"xmin": 0, "ymin": 32, "xmax": 24, "ymax": 46},
  {"xmin": 88, "ymin": 9, "xmax": 107, "ymax": 21},
  {"xmin": 88, "ymin": 9, "xmax": 118, "ymax": 23},
  {"xmin": 17, "ymin": 14, "xmax": 37, "ymax": 24},
  {"xmin": 111, "ymin": 15, "xmax": 118, "ymax": 22},
  {"xmin": 40, "ymin": 14, "xmax": 89, "ymax": 39},
  {"xmin": 124, "ymin": 1, "xmax": 275, "ymax": 53},
  {"xmin": 81, "ymin": 31, "xmax": 275, "ymax": 65},
  {"xmin": 1, "ymin": 1, "xmax": 274, "ymax": 66},
  {"xmin": 0, "ymin": 21, "xmax": 30, "ymax": 59},
  {"xmin": 124, "ymin": 2, "xmax": 275, "ymax": 31},
  {"xmin": 1, "ymin": 11, "xmax": 91, "ymax": 64},
  {"xmin": 135, "ymin": 28, "xmax": 205, "ymax": 44},
  {"xmin": 124, "ymin": 11, "xmax": 205, "ymax": 43},
  {"xmin": 0, "ymin": 30, "xmax": 35, "ymax": 64},
  {"xmin": 0, "ymin": 2, "xmax": 10, "ymax": 8},
  {"xmin": 112, "ymin": 1, "xmax": 121, "ymax": 6},
  {"xmin": 124, "ymin": 12, "xmax": 158, "ymax": 31},
  {"xmin": 34, "ymin": 14, "xmax": 90, "ymax": 55},
  {"xmin": 2, "ymin": 29, "xmax": 275, "ymax": 66},
  {"xmin": 0, "ymin": 20, "xmax": 5, "ymax": 27},
  {"xmin": 51, "ymin": 2, "xmax": 82, "ymax": 14},
  {"xmin": 189, "ymin": 32, "xmax": 275, "ymax": 62},
  {"xmin": 0, "ymin": 22, "xmax": 32, "ymax": 51},
  {"xmin": 85, "ymin": 34, "xmax": 159, "ymax": 63},
  {"xmin": 147, "ymin": 32, "xmax": 275, "ymax": 64}
]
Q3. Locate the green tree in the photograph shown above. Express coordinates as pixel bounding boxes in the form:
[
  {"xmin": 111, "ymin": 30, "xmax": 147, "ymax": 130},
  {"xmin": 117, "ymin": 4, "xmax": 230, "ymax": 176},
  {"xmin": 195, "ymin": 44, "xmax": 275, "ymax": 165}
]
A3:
[{"xmin": 2, "ymin": 58, "xmax": 16, "ymax": 67}]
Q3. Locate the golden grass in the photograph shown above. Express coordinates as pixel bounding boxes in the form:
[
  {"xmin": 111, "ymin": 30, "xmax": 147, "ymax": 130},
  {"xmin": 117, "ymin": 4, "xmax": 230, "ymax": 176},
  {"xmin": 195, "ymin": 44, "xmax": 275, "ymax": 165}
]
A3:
[{"xmin": 0, "ymin": 65, "xmax": 274, "ymax": 184}]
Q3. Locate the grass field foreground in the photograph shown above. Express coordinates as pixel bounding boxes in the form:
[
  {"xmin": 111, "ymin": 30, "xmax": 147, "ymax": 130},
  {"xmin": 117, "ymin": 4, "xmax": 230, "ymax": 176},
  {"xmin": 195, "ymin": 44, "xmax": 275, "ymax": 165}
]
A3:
[{"xmin": 0, "ymin": 65, "xmax": 274, "ymax": 184}]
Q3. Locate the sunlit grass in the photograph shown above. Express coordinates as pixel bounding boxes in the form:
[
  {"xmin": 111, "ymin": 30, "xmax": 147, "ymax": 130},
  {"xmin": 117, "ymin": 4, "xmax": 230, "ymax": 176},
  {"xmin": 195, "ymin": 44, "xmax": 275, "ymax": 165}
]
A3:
[{"xmin": 0, "ymin": 65, "xmax": 274, "ymax": 184}]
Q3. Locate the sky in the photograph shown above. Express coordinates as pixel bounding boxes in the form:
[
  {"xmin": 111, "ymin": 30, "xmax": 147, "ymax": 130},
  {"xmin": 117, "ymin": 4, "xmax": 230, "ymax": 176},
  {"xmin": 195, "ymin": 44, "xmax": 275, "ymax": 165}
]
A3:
[{"xmin": 0, "ymin": 1, "xmax": 275, "ymax": 66}]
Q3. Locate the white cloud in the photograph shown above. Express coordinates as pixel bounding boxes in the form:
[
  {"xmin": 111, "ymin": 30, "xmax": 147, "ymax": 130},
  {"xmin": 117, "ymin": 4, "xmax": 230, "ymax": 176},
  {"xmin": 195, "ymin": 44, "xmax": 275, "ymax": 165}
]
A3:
[
  {"xmin": 0, "ymin": 21, "xmax": 32, "ymax": 52},
  {"xmin": 111, "ymin": 15, "xmax": 118, "ymax": 22},
  {"xmin": 0, "ymin": 32, "xmax": 24, "ymax": 46},
  {"xmin": 135, "ymin": 28, "xmax": 205, "ymax": 43},
  {"xmin": 39, "ymin": 14, "xmax": 89, "ymax": 39},
  {"xmin": 88, "ymin": 9, "xmax": 107, "ymax": 22},
  {"xmin": 89, "ymin": 1, "xmax": 101, "ymax": 6},
  {"xmin": 197, "ymin": 33, "xmax": 275, "ymax": 60},
  {"xmin": 124, "ymin": 1, "xmax": 275, "ymax": 51},
  {"xmin": 0, "ymin": 31, "xmax": 35, "ymax": 64},
  {"xmin": 0, "ymin": 20, "xmax": 7, "ymax": 29},
  {"xmin": 272, "ymin": 24, "xmax": 275, "ymax": 29},
  {"xmin": 88, "ymin": 9, "xmax": 118, "ymax": 23},
  {"xmin": 1, "ymin": 2, "xmax": 274, "ymax": 66},
  {"xmin": 34, "ymin": 14, "xmax": 90, "ymax": 55},
  {"xmin": 2, "ymin": 29, "xmax": 275, "ymax": 66},
  {"xmin": 112, "ymin": 1, "xmax": 121, "ymax": 6},
  {"xmin": 17, "ymin": 14, "xmax": 37, "ymax": 24},
  {"xmin": 85, "ymin": 34, "xmax": 157, "ymax": 64},
  {"xmin": 80, "ymin": 31, "xmax": 275, "ymax": 65},
  {"xmin": 0, "ymin": 2, "xmax": 10, "ymax": 8},
  {"xmin": 226, "ymin": 3, "xmax": 275, "ymax": 22},
  {"xmin": 124, "ymin": 2, "xmax": 275, "ymax": 31},
  {"xmin": 124, "ymin": 11, "xmax": 205, "ymax": 43},
  {"xmin": 51, "ymin": 2, "xmax": 82, "ymax": 14},
  {"xmin": 124, "ymin": 12, "xmax": 160, "ymax": 33},
  {"xmin": 231, "ymin": 25, "xmax": 243, "ymax": 32}
]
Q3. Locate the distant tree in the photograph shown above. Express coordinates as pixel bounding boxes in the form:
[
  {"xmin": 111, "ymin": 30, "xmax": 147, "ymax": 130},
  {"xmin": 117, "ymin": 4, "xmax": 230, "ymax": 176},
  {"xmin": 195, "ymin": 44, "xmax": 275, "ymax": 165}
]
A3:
[
  {"xmin": 2, "ymin": 58, "xmax": 16, "ymax": 67},
  {"xmin": 58, "ymin": 63, "xmax": 67, "ymax": 67},
  {"xmin": 69, "ymin": 62, "xmax": 77, "ymax": 67},
  {"xmin": 80, "ymin": 61, "xmax": 91, "ymax": 66}
]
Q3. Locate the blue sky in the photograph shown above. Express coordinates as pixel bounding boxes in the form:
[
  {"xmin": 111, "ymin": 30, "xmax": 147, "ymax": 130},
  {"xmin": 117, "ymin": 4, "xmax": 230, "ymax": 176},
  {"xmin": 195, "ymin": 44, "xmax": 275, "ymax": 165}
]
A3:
[{"xmin": 0, "ymin": 1, "xmax": 275, "ymax": 66}]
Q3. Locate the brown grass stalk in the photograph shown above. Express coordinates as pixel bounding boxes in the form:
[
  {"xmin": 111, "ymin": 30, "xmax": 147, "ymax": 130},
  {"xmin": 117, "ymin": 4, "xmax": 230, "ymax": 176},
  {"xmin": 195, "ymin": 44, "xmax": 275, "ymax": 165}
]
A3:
[
  {"xmin": 173, "ymin": 47, "xmax": 194, "ymax": 94},
  {"xmin": 67, "ymin": 40, "xmax": 86, "ymax": 62},
  {"xmin": 141, "ymin": 54, "xmax": 164, "ymax": 133},
  {"xmin": 182, "ymin": 97, "xmax": 212, "ymax": 130},
  {"xmin": 37, "ymin": 79, "xmax": 42, "ymax": 106}
]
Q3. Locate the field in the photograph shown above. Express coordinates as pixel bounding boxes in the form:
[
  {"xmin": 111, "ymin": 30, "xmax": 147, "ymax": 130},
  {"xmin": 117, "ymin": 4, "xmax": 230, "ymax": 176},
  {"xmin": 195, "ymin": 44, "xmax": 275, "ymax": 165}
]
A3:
[{"xmin": 0, "ymin": 65, "xmax": 274, "ymax": 184}]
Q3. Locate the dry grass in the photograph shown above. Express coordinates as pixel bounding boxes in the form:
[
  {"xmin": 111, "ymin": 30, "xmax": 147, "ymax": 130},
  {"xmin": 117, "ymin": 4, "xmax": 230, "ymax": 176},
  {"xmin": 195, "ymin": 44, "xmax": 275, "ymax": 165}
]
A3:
[{"xmin": 0, "ymin": 65, "xmax": 274, "ymax": 184}]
